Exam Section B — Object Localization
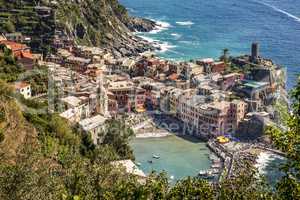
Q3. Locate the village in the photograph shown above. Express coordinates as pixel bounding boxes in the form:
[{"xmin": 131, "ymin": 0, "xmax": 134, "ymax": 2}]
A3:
[{"xmin": 0, "ymin": 31, "xmax": 287, "ymax": 181}]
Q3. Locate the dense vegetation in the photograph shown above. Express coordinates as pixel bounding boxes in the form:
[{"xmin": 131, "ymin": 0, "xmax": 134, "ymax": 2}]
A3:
[
  {"xmin": 0, "ymin": 0, "xmax": 55, "ymax": 54},
  {"xmin": 0, "ymin": 44, "xmax": 25, "ymax": 82},
  {"xmin": 0, "ymin": 44, "xmax": 48, "ymax": 95}
]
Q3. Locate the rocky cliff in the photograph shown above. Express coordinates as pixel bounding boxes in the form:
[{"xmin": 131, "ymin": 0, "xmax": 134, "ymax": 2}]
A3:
[
  {"xmin": 0, "ymin": 0, "xmax": 157, "ymax": 56},
  {"xmin": 55, "ymin": 0, "xmax": 156, "ymax": 54}
]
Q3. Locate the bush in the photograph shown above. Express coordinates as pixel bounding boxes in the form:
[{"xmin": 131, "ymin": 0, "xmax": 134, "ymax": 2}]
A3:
[
  {"xmin": 0, "ymin": 129, "xmax": 4, "ymax": 143},
  {"xmin": 0, "ymin": 109, "xmax": 5, "ymax": 122},
  {"xmin": 3, "ymin": 20, "xmax": 15, "ymax": 33}
]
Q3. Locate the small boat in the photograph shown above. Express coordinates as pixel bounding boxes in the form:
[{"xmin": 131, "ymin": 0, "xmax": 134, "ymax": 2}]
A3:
[
  {"xmin": 135, "ymin": 162, "xmax": 141, "ymax": 166},
  {"xmin": 211, "ymin": 163, "xmax": 220, "ymax": 169},
  {"xmin": 212, "ymin": 159, "xmax": 221, "ymax": 164},
  {"xmin": 198, "ymin": 170, "xmax": 215, "ymax": 180},
  {"xmin": 148, "ymin": 160, "xmax": 153, "ymax": 164},
  {"xmin": 152, "ymin": 154, "xmax": 160, "ymax": 159}
]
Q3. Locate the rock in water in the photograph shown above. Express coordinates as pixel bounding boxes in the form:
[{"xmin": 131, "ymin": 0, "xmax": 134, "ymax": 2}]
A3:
[{"xmin": 126, "ymin": 17, "xmax": 157, "ymax": 32}]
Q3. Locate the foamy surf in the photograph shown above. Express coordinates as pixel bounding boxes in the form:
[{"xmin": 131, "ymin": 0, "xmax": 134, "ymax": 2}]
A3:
[
  {"xmin": 158, "ymin": 42, "xmax": 176, "ymax": 53},
  {"xmin": 171, "ymin": 33, "xmax": 182, "ymax": 39},
  {"xmin": 139, "ymin": 35, "xmax": 157, "ymax": 43},
  {"xmin": 255, "ymin": 152, "xmax": 283, "ymax": 174},
  {"xmin": 149, "ymin": 20, "xmax": 172, "ymax": 34},
  {"xmin": 176, "ymin": 21, "xmax": 194, "ymax": 26},
  {"xmin": 138, "ymin": 35, "xmax": 176, "ymax": 53},
  {"xmin": 254, "ymin": 1, "xmax": 300, "ymax": 23}
]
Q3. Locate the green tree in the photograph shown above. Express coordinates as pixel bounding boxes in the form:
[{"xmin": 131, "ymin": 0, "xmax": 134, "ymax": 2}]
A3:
[
  {"xmin": 265, "ymin": 76, "xmax": 300, "ymax": 199},
  {"xmin": 3, "ymin": 20, "xmax": 15, "ymax": 33},
  {"xmin": 102, "ymin": 119, "xmax": 134, "ymax": 159},
  {"xmin": 168, "ymin": 177, "xmax": 214, "ymax": 200}
]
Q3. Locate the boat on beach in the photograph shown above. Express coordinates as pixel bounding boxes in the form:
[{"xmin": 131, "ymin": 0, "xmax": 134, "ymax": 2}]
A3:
[
  {"xmin": 198, "ymin": 169, "xmax": 219, "ymax": 179},
  {"xmin": 198, "ymin": 170, "xmax": 214, "ymax": 179},
  {"xmin": 153, "ymin": 154, "xmax": 160, "ymax": 159},
  {"xmin": 211, "ymin": 163, "xmax": 221, "ymax": 169}
]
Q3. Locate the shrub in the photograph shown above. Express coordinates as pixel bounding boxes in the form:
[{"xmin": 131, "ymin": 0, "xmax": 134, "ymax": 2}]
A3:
[
  {"xmin": 0, "ymin": 129, "xmax": 4, "ymax": 143},
  {"xmin": 3, "ymin": 20, "xmax": 15, "ymax": 33}
]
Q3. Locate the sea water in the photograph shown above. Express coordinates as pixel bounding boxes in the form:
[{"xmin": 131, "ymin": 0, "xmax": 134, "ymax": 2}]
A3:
[
  {"xmin": 121, "ymin": 0, "xmax": 300, "ymax": 89},
  {"xmin": 130, "ymin": 135, "xmax": 212, "ymax": 183}
]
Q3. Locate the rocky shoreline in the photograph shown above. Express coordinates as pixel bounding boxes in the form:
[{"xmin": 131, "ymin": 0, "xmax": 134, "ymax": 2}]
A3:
[
  {"xmin": 110, "ymin": 17, "xmax": 159, "ymax": 58},
  {"xmin": 126, "ymin": 17, "xmax": 157, "ymax": 32}
]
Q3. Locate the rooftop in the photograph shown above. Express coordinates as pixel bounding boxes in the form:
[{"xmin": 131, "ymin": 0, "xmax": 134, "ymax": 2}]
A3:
[
  {"xmin": 61, "ymin": 96, "xmax": 82, "ymax": 107},
  {"xmin": 199, "ymin": 58, "xmax": 214, "ymax": 63},
  {"xmin": 67, "ymin": 56, "xmax": 91, "ymax": 64},
  {"xmin": 108, "ymin": 81, "xmax": 134, "ymax": 90},
  {"xmin": 0, "ymin": 40, "xmax": 29, "ymax": 52},
  {"xmin": 59, "ymin": 108, "xmax": 76, "ymax": 120},
  {"xmin": 185, "ymin": 95, "xmax": 207, "ymax": 107},
  {"xmin": 79, "ymin": 115, "xmax": 107, "ymax": 131},
  {"xmin": 14, "ymin": 81, "xmax": 30, "ymax": 89},
  {"xmin": 242, "ymin": 80, "xmax": 269, "ymax": 89}
]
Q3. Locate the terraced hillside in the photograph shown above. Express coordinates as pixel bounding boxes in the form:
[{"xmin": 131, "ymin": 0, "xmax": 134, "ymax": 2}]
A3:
[
  {"xmin": 0, "ymin": 0, "xmax": 55, "ymax": 53},
  {"xmin": 0, "ymin": 0, "xmax": 155, "ymax": 56}
]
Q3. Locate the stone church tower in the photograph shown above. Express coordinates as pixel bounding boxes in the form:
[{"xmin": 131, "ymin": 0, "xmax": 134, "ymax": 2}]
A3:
[{"xmin": 96, "ymin": 73, "xmax": 109, "ymax": 117}]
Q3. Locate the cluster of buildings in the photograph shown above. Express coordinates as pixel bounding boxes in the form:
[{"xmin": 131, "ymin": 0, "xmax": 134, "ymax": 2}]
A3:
[
  {"xmin": 1, "ymin": 29, "xmax": 285, "ymax": 143},
  {"xmin": 0, "ymin": 33, "xmax": 43, "ymax": 70},
  {"xmin": 0, "ymin": 33, "xmax": 45, "ymax": 99}
]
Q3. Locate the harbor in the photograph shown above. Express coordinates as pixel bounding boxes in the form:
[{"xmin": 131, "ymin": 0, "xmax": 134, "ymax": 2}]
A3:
[
  {"xmin": 130, "ymin": 128, "xmax": 286, "ymax": 184},
  {"xmin": 130, "ymin": 135, "xmax": 214, "ymax": 183}
]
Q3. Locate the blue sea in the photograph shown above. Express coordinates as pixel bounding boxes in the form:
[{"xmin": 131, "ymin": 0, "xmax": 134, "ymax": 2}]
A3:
[{"xmin": 120, "ymin": 0, "xmax": 300, "ymax": 89}]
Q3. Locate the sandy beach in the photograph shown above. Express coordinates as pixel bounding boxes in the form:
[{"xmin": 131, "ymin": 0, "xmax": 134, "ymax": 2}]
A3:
[{"xmin": 136, "ymin": 131, "xmax": 171, "ymax": 138}]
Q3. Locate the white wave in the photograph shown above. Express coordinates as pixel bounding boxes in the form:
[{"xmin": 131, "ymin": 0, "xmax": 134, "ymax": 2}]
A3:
[
  {"xmin": 153, "ymin": 41, "xmax": 176, "ymax": 53},
  {"xmin": 139, "ymin": 35, "xmax": 156, "ymax": 43},
  {"xmin": 138, "ymin": 35, "xmax": 176, "ymax": 53},
  {"xmin": 127, "ymin": 8, "xmax": 136, "ymax": 13},
  {"xmin": 255, "ymin": 151, "xmax": 283, "ymax": 174},
  {"xmin": 179, "ymin": 40, "xmax": 192, "ymax": 44},
  {"xmin": 159, "ymin": 42, "xmax": 176, "ymax": 53},
  {"xmin": 171, "ymin": 33, "xmax": 182, "ymax": 39},
  {"xmin": 156, "ymin": 20, "xmax": 172, "ymax": 28},
  {"xmin": 148, "ymin": 20, "xmax": 172, "ymax": 34},
  {"xmin": 149, "ymin": 29, "xmax": 163, "ymax": 34},
  {"xmin": 255, "ymin": 1, "xmax": 300, "ymax": 23},
  {"xmin": 176, "ymin": 21, "xmax": 194, "ymax": 26}
]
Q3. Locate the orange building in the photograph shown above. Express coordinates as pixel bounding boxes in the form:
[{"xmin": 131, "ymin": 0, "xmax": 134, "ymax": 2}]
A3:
[{"xmin": 0, "ymin": 40, "xmax": 35, "ymax": 69}]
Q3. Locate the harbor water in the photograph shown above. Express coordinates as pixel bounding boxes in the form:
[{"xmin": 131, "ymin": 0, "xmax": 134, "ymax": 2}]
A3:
[{"xmin": 130, "ymin": 135, "xmax": 212, "ymax": 182}]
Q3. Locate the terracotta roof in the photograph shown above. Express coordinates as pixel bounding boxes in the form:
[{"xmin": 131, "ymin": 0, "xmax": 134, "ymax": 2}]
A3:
[
  {"xmin": 21, "ymin": 51, "xmax": 34, "ymax": 59},
  {"xmin": 168, "ymin": 73, "xmax": 179, "ymax": 81},
  {"xmin": 0, "ymin": 40, "xmax": 29, "ymax": 52},
  {"xmin": 14, "ymin": 81, "xmax": 30, "ymax": 89}
]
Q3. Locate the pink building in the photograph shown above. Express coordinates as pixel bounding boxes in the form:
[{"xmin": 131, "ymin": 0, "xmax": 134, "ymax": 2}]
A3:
[{"xmin": 179, "ymin": 96, "xmax": 247, "ymax": 137}]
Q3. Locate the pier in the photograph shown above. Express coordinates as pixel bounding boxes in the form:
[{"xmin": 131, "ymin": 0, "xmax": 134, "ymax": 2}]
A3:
[{"xmin": 207, "ymin": 139, "xmax": 286, "ymax": 182}]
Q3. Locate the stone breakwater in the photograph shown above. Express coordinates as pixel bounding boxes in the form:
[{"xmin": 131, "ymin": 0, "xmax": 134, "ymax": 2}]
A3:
[
  {"xmin": 207, "ymin": 141, "xmax": 231, "ymax": 182},
  {"xmin": 207, "ymin": 139, "xmax": 286, "ymax": 182}
]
